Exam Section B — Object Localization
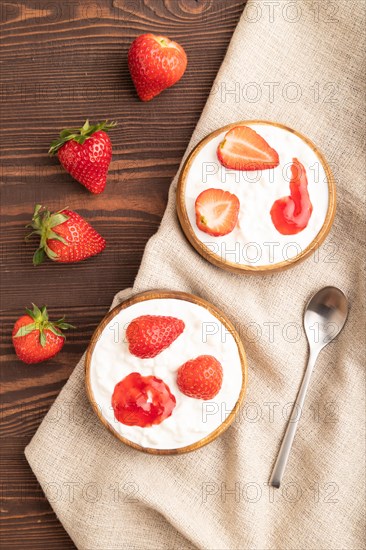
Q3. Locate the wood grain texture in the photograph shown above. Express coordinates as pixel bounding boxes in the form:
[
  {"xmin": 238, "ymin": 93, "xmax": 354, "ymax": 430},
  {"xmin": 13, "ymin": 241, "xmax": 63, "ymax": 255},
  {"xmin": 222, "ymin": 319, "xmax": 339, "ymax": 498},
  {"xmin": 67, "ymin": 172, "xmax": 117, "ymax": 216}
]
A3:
[{"xmin": 0, "ymin": 0, "xmax": 247, "ymax": 547}]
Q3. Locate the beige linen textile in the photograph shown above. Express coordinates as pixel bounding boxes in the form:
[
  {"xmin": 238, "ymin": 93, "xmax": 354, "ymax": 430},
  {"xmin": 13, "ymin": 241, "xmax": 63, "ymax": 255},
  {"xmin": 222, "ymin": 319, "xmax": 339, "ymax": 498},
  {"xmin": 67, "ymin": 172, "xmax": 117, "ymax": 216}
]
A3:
[{"xmin": 25, "ymin": 1, "xmax": 365, "ymax": 549}]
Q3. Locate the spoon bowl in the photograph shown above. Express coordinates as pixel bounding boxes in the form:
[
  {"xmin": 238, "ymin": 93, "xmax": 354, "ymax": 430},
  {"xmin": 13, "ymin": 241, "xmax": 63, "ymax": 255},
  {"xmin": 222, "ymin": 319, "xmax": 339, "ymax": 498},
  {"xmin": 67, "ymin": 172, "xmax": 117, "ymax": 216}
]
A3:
[{"xmin": 304, "ymin": 286, "xmax": 348, "ymax": 351}]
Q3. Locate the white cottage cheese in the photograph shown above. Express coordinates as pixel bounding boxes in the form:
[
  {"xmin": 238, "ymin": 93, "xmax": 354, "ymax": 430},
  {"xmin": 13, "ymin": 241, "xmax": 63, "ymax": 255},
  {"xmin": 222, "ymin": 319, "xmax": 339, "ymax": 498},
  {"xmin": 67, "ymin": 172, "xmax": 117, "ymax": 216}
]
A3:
[
  {"xmin": 184, "ymin": 123, "xmax": 329, "ymax": 266},
  {"xmin": 89, "ymin": 298, "xmax": 243, "ymax": 450}
]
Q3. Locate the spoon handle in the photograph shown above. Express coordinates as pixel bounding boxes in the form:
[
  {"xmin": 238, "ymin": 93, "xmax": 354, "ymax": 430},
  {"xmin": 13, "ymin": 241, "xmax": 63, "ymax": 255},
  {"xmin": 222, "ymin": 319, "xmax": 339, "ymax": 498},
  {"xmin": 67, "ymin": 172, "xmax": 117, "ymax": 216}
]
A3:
[{"xmin": 269, "ymin": 350, "xmax": 318, "ymax": 488}]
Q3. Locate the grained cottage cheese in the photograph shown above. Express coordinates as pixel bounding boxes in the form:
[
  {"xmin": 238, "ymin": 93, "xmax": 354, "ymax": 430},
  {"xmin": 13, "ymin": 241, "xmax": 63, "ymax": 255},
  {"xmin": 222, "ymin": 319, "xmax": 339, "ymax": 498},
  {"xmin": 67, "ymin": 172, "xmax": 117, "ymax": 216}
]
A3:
[
  {"xmin": 89, "ymin": 298, "xmax": 243, "ymax": 450},
  {"xmin": 184, "ymin": 123, "xmax": 329, "ymax": 266}
]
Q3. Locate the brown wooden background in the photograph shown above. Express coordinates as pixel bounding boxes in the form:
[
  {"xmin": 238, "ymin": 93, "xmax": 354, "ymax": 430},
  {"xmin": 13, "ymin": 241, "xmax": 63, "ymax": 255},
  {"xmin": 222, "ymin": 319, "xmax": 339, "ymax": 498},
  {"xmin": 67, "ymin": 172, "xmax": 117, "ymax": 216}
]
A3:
[{"xmin": 0, "ymin": 1, "xmax": 246, "ymax": 547}]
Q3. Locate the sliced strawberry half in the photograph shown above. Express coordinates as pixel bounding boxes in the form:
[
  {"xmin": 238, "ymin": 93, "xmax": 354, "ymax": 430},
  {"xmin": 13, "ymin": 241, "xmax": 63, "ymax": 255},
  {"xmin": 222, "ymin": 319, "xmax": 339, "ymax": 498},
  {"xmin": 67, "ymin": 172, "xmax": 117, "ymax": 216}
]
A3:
[
  {"xmin": 217, "ymin": 125, "xmax": 280, "ymax": 171},
  {"xmin": 195, "ymin": 188, "xmax": 240, "ymax": 237}
]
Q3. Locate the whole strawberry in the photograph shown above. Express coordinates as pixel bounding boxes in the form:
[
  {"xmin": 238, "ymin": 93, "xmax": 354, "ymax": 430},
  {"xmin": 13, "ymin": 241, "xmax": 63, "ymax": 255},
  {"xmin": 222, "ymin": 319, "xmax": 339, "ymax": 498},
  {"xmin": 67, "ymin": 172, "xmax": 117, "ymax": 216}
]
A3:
[
  {"xmin": 177, "ymin": 355, "xmax": 223, "ymax": 400},
  {"xmin": 28, "ymin": 204, "xmax": 106, "ymax": 265},
  {"xmin": 126, "ymin": 315, "xmax": 185, "ymax": 358},
  {"xmin": 128, "ymin": 33, "xmax": 187, "ymax": 101},
  {"xmin": 12, "ymin": 304, "xmax": 74, "ymax": 364},
  {"xmin": 49, "ymin": 120, "xmax": 117, "ymax": 194}
]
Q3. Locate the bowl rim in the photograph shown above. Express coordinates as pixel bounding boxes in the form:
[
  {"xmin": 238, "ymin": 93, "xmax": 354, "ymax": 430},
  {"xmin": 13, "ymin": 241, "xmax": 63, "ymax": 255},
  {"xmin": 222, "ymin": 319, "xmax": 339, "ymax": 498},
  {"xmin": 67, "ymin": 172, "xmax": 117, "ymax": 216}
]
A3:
[
  {"xmin": 176, "ymin": 120, "xmax": 336, "ymax": 274},
  {"xmin": 85, "ymin": 289, "xmax": 248, "ymax": 455}
]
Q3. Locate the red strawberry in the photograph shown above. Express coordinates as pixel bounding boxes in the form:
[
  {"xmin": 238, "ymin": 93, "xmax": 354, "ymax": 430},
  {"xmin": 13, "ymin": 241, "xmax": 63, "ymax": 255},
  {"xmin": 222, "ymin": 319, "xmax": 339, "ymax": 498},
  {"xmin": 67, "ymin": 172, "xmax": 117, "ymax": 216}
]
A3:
[
  {"xmin": 128, "ymin": 33, "xmax": 187, "ymax": 102},
  {"xmin": 126, "ymin": 315, "xmax": 185, "ymax": 358},
  {"xmin": 28, "ymin": 204, "xmax": 106, "ymax": 265},
  {"xmin": 270, "ymin": 158, "xmax": 313, "ymax": 235},
  {"xmin": 195, "ymin": 188, "xmax": 240, "ymax": 237},
  {"xmin": 217, "ymin": 125, "xmax": 280, "ymax": 171},
  {"xmin": 49, "ymin": 120, "xmax": 117, "ymax": 194},
  {"xmin": 12, "ymin": 304, "xmax": 74, "ymax": 364},
  {"xmin": 177, "ymin": 355, "xmax": 223, "ymax": 400}
]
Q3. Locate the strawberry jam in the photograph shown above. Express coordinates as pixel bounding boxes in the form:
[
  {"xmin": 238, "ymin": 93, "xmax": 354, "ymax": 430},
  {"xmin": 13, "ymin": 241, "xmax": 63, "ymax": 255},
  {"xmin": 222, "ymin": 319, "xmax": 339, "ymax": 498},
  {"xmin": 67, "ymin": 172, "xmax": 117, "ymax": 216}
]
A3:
[
  {"xmin": 112, "ymin": 372, "xmax": 176, "ymax": 427},
  {"xmin": 270, "ymin": 158, "xmax": 313, "ymax": 235}
]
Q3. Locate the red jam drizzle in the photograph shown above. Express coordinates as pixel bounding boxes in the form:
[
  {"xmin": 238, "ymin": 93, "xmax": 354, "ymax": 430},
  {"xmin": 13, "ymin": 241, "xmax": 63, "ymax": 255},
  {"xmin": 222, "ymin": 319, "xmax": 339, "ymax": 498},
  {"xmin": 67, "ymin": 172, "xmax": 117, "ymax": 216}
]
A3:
[
  {"xmin": 112, "ymin": 372, "xmax": 176, "ymax": 427},
  {"xmin": 270, "ymin": 158, "xmax": 313, "ymax": 235}
]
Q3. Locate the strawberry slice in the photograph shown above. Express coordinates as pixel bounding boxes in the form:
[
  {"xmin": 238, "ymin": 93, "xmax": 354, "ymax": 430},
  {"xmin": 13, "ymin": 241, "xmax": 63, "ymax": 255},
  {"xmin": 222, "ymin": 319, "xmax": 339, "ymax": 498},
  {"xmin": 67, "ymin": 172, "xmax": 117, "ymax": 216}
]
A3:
[
  {"xmin": 195, "ymin": 188, "xmax": 240, "ymax": 237},
  {"xmin": 217, "ymin": 125, "xmax": 280, "ymax": 171}
]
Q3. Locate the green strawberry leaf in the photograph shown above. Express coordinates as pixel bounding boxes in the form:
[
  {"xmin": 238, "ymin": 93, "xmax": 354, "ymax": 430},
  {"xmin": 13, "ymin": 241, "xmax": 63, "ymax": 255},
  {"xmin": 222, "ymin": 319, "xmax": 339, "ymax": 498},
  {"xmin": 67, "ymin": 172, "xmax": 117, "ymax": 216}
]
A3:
[
  {"xmin": 48, "ymin": 120, "xmax": 117, "ymax": 155},
  {"xmin": 44, "ymin": 246, "xmax": 59, "ymax": 260},
  {"xmin": 81, "ymin": 119, "xmax": 90, "ymax": 133},
  {"xmin": 46, "ymin": 231, "xmax": 67, "ymax": 244},
  {"xmin": 40, "ymin": 306, "xmax": 48, "ymax": 321},
  {"xmin": 34, "ymin": 204, "xmax": 43, "ymax": 217},
  {"xmin": 48, "ymin": 326, "xmax": 65, "ymax": 338},
  {"xmin": 60, "ymin": 129, "xmax": 75, "ymax": 138},
  {"xmin": 31, "ymin": 303, "xmax": 42, "ymax": 318},
  {"xmin": 49, "ymin": 213, "xmax": 69, "ymax": 228},
  {"xmin": 28, "ymin": 205, "xmax": 70, "ymax": 264},
  {"xmin": 40, "ymin": 331, "xmax": 47, "ymax": 347},
  {"xmin": 15, "ymin": 305, "xmax": 74, "ymax": 349},
  {"xmin": 55, "ymin": 322, "xmax": 75, "ymax": 330},
  {"xmin": 33, "ymin": 248, "xmax": 46, "ymax": 266},
  {"xmin": 14, "ymin": 323, "xmax": 37, "ymax": 338},
  {"xmin": 25, "ymin": 230, "xmax": 38, "ymax": 242}
]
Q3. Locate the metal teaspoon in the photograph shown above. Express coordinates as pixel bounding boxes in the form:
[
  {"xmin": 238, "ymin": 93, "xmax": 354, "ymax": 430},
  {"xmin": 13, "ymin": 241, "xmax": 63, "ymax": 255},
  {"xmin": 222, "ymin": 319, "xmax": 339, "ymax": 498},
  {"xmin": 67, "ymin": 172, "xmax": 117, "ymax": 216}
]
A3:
[{"xmin": 269, "ymin": 286, "xmax": 349, "ymax": 488}]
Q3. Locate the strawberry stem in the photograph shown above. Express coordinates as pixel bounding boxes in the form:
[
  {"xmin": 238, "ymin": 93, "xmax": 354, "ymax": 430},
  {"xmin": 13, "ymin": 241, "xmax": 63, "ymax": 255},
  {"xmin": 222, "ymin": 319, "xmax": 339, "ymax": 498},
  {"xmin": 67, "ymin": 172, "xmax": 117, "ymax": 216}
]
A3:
[
  {"xmin": 27, "ymin": 204, "xmax": 69, "ymax": 265},
  {"xmin": 48, "ymin": 119, "xmax": 117, "ymax": 155},
  {"xmin": 14, "ymin": 304, "xmax": 75, "ymax": 348}
]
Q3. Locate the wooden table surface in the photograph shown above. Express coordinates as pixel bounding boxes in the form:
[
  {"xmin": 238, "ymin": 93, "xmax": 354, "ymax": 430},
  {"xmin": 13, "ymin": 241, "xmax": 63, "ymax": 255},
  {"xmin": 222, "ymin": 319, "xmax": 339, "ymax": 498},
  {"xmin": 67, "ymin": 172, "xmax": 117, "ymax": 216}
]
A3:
[{"xmin": 0, "ymin": 1, "xmax": 246, "ymax": 547}]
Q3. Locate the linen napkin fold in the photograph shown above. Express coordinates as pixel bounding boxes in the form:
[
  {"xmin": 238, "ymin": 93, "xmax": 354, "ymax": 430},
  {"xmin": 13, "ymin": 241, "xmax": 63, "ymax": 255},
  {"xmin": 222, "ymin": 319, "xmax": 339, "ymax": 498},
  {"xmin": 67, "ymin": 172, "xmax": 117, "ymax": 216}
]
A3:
[{"xmin": 26, "ymin": 1, "xmax": 365, "ymax": 549}]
